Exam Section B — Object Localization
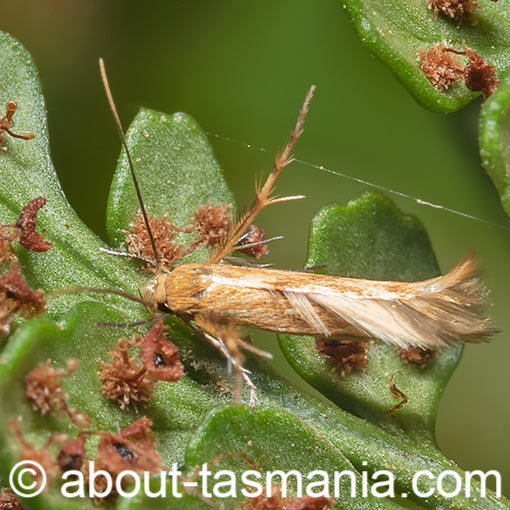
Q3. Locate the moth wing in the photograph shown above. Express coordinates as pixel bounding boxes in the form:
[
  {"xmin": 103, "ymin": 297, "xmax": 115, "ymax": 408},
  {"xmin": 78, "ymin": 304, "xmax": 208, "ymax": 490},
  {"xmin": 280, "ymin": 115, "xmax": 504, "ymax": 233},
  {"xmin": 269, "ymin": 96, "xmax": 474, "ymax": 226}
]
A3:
[
  {"xmin": 283, "ymin": 290, "xmax": 331, "ymax": 336},
  {"xmin": 308, "ymin": 293, "xmax": 440, "ymax": 349},
  {"xmin": 307, "ymin": 253, "xmax": 496, "ymax": 349}
]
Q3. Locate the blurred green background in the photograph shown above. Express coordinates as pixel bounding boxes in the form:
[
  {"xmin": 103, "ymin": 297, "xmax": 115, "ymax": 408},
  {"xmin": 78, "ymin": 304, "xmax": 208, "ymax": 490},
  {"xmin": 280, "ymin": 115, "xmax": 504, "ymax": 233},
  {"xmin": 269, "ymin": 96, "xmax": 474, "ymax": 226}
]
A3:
[{"xmin": 2, "ymin": 0, "xmax": 509, "ymax": 497}]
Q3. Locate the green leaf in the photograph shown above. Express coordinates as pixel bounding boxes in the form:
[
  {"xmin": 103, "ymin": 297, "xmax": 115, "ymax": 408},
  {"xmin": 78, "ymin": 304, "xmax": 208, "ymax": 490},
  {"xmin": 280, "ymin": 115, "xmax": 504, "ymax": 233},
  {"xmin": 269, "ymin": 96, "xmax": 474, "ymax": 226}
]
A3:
[
  {"xmin": 342, "ymin": 0, "xmax": 510, "ymax": 112},
  {"xmin": 2, "ymin": 298, "xmax": 504, "ymax": 508},
  {"xmin": 0, "ymin": 30, "xmax": 507, "ymax": 510},
  {"xmin": 106, "ymin": 168, "xmax": 506, "ymax": 509},
  {"xmin": 117, "ymin": 485, "xmax": 208, "ymax": 510},
  {"xmin": 278, "ymin": 193, "xmax": 462, "ymax": 444},
  {"xmin": 0, "ymin": 302, "xmax": 230, "ymax": 509},
  {"xmin": 480, "ymin": 69, "xmax": 510, "ymax": 215},
  {"xmin": 184, "ymin": 405, "xmax": 404, "ymax": 509},
  {"xmin": 0, "ymin": 30, "xmax": 145, "ymax": 322},
  {"xmin": 121, "ymin": 405, "xmax": 407, "ymax": 510},
  {"xmin": 0, "ymin": 305, "xmax": 115, "ymax": 510},
  {"xmin": 106, "ymin": 108, "xmax": 234, "ymax": 263}
]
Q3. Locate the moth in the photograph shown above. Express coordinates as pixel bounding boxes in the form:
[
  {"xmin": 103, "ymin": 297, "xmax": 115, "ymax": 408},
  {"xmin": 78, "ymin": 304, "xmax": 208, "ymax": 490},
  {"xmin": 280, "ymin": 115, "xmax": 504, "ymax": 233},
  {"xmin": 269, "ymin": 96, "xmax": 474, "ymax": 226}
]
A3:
[{"xmin": 63, "ymin": 60, "xmax": 497, "ymax": 405}]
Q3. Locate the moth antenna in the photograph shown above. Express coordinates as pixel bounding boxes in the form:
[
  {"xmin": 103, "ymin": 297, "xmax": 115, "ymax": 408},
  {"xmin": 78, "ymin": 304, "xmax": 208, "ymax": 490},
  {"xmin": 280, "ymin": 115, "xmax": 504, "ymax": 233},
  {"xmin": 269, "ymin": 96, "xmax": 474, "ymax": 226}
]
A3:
[
  {"xmin": 99, "ymin": 58, "xmax": 160, "ymax": 268},
  {"xmin": 49, "ymin": 286, "xmax": 150, "ymax": 307},
  {"xmin": 210, "ymin": 85, "xmax": 316, "ymax": 264},
  {"xmin": 99, "ymin": 247, "xmax": 157, "ymax": 266},
  {"xmin": 97, "ymin": 314, "xmax": 170, "ymax": 328}
]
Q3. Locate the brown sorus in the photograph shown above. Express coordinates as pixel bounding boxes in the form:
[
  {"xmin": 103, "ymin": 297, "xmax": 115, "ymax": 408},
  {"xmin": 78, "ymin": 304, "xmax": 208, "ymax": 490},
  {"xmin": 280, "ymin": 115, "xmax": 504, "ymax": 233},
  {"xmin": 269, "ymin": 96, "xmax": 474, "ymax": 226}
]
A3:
[
  {"xmin": 95, "ymin": 417, "xmax": 163, "ymax": 476},
  {"xmin": 398, "ymin": 346, "xmax": 436, "ymax": 369},
  {"xmin": 15, "ymin": 197, "xmax": 53, "ymax": 252},
  {"xmin": 126, "ymin": 202, "xmax": 233, "ymax": 273},
  {"xmin": 0, "ymin": 196, "xmax": 52, "ymax": 262},
  {"xmin": 0, "ymin": 488, "xmax": 23, "ymax": 510},
  {"xmin": 26, "ymin": 358, "xmax": 78, "ymax": 415},
  {"xmin": 420, "ymin": 41, "xmax": 464, "ymax": 90},
  {"xmin": 0, "ymin": 260, "xmax": 45, "ymax": 314},
  {"xmin": 139, "ymin": 321, "xmax": 184, "ymax": 382},
  {"xmin": 25, "ymin": 358, "xmax": 90, "ymax": 428},
  {"xmin": 241, "ymin": 485, "xmax": 335, "ymax": 510},
  {"xmin": 99, "ymin": 322, "xmax": 183, "ymax": 410},
  {"xmin": 82, "ymin": 417, "xmax": 163, "ymax": 503},
  {"xmin": 193, "ymin": 202, "xmax": 232, "ymax": 247},
  {"xmin": 461, "ymin": 45, "xmax": 500, "ymax": 99},
  {"xmin": 0, "ymin": 101, "xmax": 35, "ymax": 151},
  {"xmin": 427, "ymin": 0, "xmax": 498, "ymax": 24},
  {"xmin": 0, "ymin": 259, "xmax": 46, "ymax": 336},
  {"xmin": 0, "ymin": 196, "xmax": 52, "ymax": 335},
  {"xmin": 427, "ymin": 0, "xmax": 478, "ymax": 23},
  {"xmin": 443, "ymin": 43, "xmax": 500, "ymax": 99},
  {"xmin": 421, "ymin": 42, "xmax": 500, "ymax": 99},
  {"xmin": 126, "ymin": 212, "xmax": 192, "ymax": 271},
  {"xmin": 99, "ymin": 334, "xmax": 157, "ymax": 409},
  {"xmin": 126, "ymin": 204, "xmax": 269, "ymax": 272},
  {"xmin": 9, "ymin": 419, "xmax": 65, "ymax": 490},
  {"xmin": 315, "ymin": 338, "xmax": 369, "ymax": 376},
  {"xmin": 57, "ymin": 435, "xmax": 87, "ymax": 472}
]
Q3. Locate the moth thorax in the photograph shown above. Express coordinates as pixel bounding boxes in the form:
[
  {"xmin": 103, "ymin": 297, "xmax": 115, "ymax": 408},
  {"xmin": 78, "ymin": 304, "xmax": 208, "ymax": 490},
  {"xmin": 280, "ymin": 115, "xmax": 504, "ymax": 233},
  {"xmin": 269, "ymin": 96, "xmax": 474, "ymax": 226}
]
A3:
[{"xmin": 164, "ymin": 264, "xmax": 212, "ymax": 312}]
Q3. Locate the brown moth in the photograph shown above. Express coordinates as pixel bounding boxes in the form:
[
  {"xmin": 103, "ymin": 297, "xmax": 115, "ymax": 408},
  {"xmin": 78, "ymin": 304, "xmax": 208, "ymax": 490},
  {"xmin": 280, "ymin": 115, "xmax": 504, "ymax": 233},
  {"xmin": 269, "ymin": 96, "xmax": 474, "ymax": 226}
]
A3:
[
  {"xmin": 146, "ymin": 253, "xmax": 490, "ymax": 351},
  {"xmin": 61, "ymin": 60, "xmax": 497, "ymax": 406}
]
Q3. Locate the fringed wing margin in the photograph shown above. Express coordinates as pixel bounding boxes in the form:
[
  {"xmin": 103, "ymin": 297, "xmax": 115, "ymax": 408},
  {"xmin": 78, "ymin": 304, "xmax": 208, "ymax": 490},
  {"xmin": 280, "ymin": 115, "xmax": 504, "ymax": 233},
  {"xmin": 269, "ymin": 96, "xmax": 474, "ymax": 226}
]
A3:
[{"xmin": 307, "ymin": 254, "xmax": 498, "ymax": 350}]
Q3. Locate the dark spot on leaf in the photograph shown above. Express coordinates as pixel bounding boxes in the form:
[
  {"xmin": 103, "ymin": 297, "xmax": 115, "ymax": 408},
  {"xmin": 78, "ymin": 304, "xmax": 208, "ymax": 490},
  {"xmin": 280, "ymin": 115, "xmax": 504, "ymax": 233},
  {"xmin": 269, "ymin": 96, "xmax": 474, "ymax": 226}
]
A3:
[
  {"xmin": 114, "ymin": 442, "xmax": 135, "ymax": 460},
  {"xmin": 154, "ymin": 353, "xmax": 165, "ymax": 367}
]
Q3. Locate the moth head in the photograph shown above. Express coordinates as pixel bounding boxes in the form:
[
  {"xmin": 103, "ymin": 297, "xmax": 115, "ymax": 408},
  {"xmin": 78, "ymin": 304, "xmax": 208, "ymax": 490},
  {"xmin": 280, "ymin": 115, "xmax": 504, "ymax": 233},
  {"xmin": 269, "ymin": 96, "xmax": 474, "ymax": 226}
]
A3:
[{"xmin": 143, "ymin": 274, "xmax": 169, "ymax": 311}]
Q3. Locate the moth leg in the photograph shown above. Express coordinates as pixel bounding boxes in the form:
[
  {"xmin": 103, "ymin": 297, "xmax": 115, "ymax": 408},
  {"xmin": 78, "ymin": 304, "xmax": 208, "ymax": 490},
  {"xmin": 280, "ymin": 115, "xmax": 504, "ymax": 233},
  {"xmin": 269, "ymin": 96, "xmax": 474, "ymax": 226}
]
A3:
[
  {"xmin": 233, "ymin": 235, "xmax": 283, "ymax": 253},
  {"xmin": 285, "ymin": 263, "xmax": 328, "ymax": 273},
  {"xmin": 97, "ymin": 314, "xmax": 170, "ymax": 328},
  {"xmin": 195, "ymin": 317, "xmax": 249, "ymax": 406},
  {"xmin": 303, "ymin": 263, "xmax": 328, "ymax": 272},
  {"xmin": 223, "ymin": 256, "xmax": 274, "ymax": 269},
  {"xmin": 181, "ymin": 315, "xmax": 258, "ymax": 408},
  {"xmin": 209, "ymin": 86, "xmax": 315, "ymax": 264}
]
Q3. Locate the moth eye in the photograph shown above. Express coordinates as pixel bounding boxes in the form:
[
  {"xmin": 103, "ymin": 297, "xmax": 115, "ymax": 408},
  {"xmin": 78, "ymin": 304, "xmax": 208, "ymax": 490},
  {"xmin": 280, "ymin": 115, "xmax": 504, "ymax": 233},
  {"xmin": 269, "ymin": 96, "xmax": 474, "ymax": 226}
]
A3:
[
  {"xmin": 157, "ymin": 302, "xmax": 170, "ymax": 313},
  {"xmin": 114, "ymin": 442, "xmax": 135, "ymax": 460}
]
